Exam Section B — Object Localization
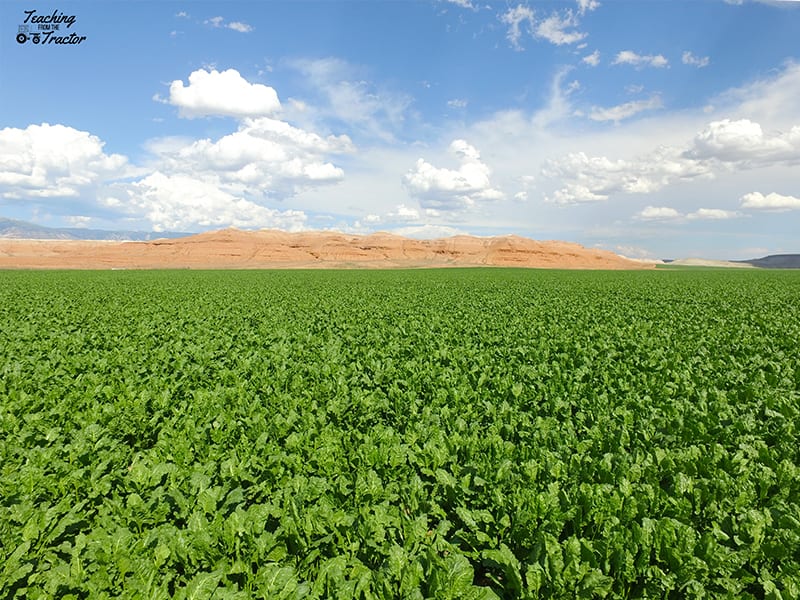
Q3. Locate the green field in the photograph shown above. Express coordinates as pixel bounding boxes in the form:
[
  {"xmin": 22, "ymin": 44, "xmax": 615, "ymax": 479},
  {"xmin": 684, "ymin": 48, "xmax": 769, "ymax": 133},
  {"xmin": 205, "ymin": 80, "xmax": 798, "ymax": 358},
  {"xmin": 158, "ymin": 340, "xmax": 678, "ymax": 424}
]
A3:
[{"xmin": 1, "ymin": 269, "xmax": 799, "ymax": 599}]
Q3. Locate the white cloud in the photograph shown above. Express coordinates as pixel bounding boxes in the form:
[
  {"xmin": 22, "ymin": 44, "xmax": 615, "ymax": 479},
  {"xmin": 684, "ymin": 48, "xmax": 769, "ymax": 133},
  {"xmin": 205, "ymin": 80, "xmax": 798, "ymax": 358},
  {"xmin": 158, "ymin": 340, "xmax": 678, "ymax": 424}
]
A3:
[
  {"xmin": 0, "ymin": 123, "xmax": 130, "ymax": 199},
  {"xmin": 589, "ymin": 95, "xmax": 662, "ymax": 123},
  {"xmin": 227, "ymin": 21, "xmax": 253, "ymax": 33},
  {"xmin": 576, "ymin": 0, "xmax": 600, "ymax": 14},
  {"xmin": 545, "ymin": 98, "xmax": 800, "ymax": 208},
  {"xmin": 65, "ymin": 215, "xmax": 92, "ymax": 227},
  {"xmin": 687, "ymin": 208, "xmax": 741, "ymax": 219},
  {"xmin": 740, "ymin": 191, "xmax": 800, "ymax": 210},
  {"xmin": 531, "ymin": 67, "xmax": 577, "ymax": 128},
  {"xmin": 636, "ymin": 206, "xmax": 740, "ymax": 221},
  {"xmin": 682, "ymin": 51, "xmax": 710, "ymax": 68},
  {"xmin": 0, "ymin": 69, "xmax": 357, "ymax": 232},
  {"xmin": 544, "ymin": 145, "xmax": 712, "ymax": 204},
  {"xmin": 535, "ymin": 11, "xmax": 586, "ymax": 45},
  {"xmin": 446, "ymin": 0, "xmax": 476, "ymax": 9},
  {"xmin": 550, "ymin": 184, "xmax": 608, "ymax": 204},
  {"xmin": 500, "ymin": 5, "xmax": 535, "ymax": 50},
  {"xmin": 204, "ymin": 16, "xmax": 253, "ymax": 32},
  {"xmin": 165, "ymin": 68, "xmax": 280, "ymax": 118},
  {"xmin": 615, "ymin": 244, "xmax": 655, "ymax": 259},
  {"xmin": 613, "ymin": 51, "xmax": 669, "ymax": 68},
  {"xmin": 582, "ymin": 50, "xmax": 600, "ymax": 66},
  {"xmin": 144, "ymin": 117, "xmax": 353, "ymax": 198},
  {"xmin": 500, "ymin": 5, "xmax": 586, "ymax": 49},
  {"xmin": 447, "ymin": 98, "xmax": 468, "ymax": 109},
  {"xmin": 709, "ymin": 62, "xmax": 800, "ymax": 128},
  {"xmin": 513, "ymin": 174, "xmax": 536, "ymax": 201},
  {"xmin": 388, "ymin": 204, "xmax": 421, "ymax": 221},
  {"xmin": 637, "ymin": 206, "xmax": 681, "ymax": 220},
  {"xmin": 688, "ymin": 118, "xmax": 800, "ymax": 164},
  {"xmin": 403, "ymin": 139, "xmax": 503, "ymax": 209},
  {"xmin": 0, "ymin": 120, "xmax": 333, "ymax": 232},
  {"xmin": 117, "ymin": 172, "xmax": 307, "ymax": 232}
]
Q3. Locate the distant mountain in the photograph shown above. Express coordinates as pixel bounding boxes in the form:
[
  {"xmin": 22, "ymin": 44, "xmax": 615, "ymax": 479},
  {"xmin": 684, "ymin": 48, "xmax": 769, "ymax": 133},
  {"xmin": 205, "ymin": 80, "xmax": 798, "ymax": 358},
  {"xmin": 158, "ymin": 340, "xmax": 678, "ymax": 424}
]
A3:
[
  {"xmin": 0, "ymin": 218, "xmax": 188, "ymax": 241},
  {"xmin": 739, "ymin": 254, "xmax": 800, "ymax": 269},
  {"xmin": 0, "ymin": 228, "xmax": 653, "ymax": 270}
]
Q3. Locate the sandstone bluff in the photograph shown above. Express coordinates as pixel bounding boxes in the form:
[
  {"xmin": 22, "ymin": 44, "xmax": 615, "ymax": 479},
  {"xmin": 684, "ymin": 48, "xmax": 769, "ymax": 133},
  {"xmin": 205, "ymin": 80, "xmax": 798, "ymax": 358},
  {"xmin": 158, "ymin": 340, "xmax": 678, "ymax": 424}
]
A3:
[{"xmin": 0, "ymin": 228, "xmax": 652, "ymax": 270}]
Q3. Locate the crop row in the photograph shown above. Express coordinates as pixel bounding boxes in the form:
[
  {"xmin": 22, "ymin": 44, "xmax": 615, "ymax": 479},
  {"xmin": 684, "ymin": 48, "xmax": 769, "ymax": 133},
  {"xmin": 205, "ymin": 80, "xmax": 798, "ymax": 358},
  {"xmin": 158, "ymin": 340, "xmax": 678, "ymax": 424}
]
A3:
[{"xmin": 1, "ymin": 269, "xmax": 799, "ymax": 598}]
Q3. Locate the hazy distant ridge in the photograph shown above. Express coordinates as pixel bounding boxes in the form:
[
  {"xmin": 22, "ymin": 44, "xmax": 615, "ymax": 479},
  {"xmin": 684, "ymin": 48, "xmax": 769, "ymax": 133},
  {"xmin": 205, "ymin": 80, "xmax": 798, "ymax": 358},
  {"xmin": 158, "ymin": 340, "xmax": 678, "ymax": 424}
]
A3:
[
  {"xmin": 1, "ymin": 218, "xmax": 798, "ymax": 268},
  {"xmin": 738, "ymin": 254, "xmax": 800, "ymax": 269},
  {"xmin": 0, "ymin": 218, "xmax": 187, "ymax": 241}
]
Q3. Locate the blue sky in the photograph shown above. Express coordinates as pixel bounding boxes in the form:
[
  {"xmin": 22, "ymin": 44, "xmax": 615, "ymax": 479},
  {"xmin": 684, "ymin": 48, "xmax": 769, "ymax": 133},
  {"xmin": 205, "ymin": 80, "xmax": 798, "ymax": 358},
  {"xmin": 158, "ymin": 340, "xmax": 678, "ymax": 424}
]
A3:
[{"xmin": 1, "ymin": 0, "xmax": 799, "ymax": 259}]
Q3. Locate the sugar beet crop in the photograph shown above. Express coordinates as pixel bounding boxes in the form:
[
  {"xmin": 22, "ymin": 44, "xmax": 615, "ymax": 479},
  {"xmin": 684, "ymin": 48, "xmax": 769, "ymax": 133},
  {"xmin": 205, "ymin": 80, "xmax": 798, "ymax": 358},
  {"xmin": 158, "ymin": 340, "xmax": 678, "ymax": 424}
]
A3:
[{"xmin": 1, "ymin": 268, "xmax": 799, "ymax": 598}]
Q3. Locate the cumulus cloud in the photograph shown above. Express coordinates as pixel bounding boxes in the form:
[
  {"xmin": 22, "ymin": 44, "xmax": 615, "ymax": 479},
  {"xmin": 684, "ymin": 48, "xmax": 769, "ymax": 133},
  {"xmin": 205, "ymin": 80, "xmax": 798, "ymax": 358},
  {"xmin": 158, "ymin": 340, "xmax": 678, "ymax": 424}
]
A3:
[
  {"xmin": 534, "ymin": 11, "xmax": 586, "ymax": 45},
  {"xmin": 740, "ymin": 191, "xmax": 800, "ymax": 210},
  {"xmin": 403, "ymin": 140, "xmax": 503, "ymax": 209},
  {"xmin": 0, "ymin": 69, "xmax": 355, "ymax": 232},
  {"xmin": 164, "ymin": 68, "xmax": 280, "ymax": 119},
  {"xmin": 688, "ymin": 118, "xmax": 800, "ymax": 164},
  {"xmin": 114, "ymin": 172, "xmax": 307, "ymax": 232},
  {"xmin": 544, "ymin": 146, "xmax": 712, "ymax": 204},
  {"xmin": 0, "ymin": 123, "xmax": 129, "ymax": 199},
  {"xmin": 682, "ymin": 51, "xmax": 710, "ymax": 68},
  {"xmin": 613, "ymin": 51, "xmax": 669, "ymax": 68},
  {"xmin": 447, "ymin": 98, "xmax": 468, "ymax": 109},
  {"xmin": 144, "ymin": 117, "xmax": 354, "ymax": 199},
  {"xmin": 582, "ymin": 50, "xmax": 600, "ymax": 66},
  {"xmin": 551, "ymin": 184, "xmax": 607, "ymax": 204},
  {"xmin": 387, "ymin": 204, "xmax": 421, "ymax": 221},
  {"xmin": 227, "ymin": 21, "xmax": 253, "ymax": 33},
  {"xmin": 546, "ymin": 109, "xmax": 800, "ymax": 206},
  {"xmin": 137, "ymin": 67, "xmax": 357, "ymax": 231},
  {"xmin": 637, "ymin": 206, "xmax": 681, "ymax": 220},
  {"xmin": 589, "ymin": 95, "xmax": 662, "ymax": 123}
]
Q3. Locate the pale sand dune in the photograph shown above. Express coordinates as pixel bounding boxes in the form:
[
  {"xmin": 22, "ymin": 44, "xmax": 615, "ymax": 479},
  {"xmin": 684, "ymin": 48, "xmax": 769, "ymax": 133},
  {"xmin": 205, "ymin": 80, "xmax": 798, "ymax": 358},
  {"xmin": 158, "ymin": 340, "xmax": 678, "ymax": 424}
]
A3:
[
  {"xmin": 0, "ymin": 228, "xmax": 652, "ymax": 270},
  {"xmin": 668, "ymin": 258, "xmax": 755, "ymax": 268}
]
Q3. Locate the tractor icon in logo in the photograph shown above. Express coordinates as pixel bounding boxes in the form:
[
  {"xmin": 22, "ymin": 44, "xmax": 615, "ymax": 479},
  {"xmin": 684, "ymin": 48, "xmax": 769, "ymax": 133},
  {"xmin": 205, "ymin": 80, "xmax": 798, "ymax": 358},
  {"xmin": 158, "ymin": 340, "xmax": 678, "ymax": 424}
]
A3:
[
  {"xmin": 16, "ymin": 24, "xmax": 34, "ymax": 44},
  {"xmin": 16, "ymin": 24, "xmax": 43, "ymax": 44}
]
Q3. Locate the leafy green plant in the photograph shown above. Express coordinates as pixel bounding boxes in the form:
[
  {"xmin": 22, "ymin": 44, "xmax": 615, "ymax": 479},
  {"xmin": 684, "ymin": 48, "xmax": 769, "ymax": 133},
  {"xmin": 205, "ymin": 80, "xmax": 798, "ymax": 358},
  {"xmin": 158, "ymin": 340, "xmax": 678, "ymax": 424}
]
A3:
[{"xmin": 1, "ymin": 268, "xmax": 798, "ymax": 598}]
